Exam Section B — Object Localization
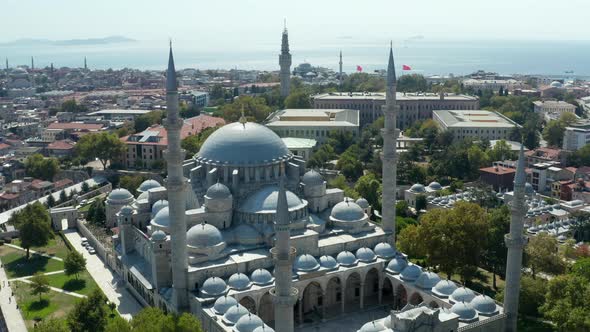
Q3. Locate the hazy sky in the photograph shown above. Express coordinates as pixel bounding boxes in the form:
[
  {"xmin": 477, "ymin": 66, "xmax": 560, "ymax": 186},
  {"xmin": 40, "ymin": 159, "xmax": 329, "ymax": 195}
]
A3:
[{"xmin": 3, "ymin": 0, "xmax": 589, "ymax": 49}]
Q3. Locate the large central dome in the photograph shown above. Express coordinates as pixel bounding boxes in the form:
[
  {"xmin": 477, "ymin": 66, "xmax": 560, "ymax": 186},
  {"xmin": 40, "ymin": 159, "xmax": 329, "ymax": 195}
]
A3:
[{"xmin": 196, "ymin": 122, "xmax": 291, "ymax": 166}]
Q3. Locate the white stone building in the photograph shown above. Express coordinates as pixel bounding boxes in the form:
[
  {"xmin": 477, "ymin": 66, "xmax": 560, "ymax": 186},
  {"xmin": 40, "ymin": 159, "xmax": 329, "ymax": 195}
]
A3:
[{"xmin": 433, "ymin": 110, "xmax": 520, "ymax": 141}]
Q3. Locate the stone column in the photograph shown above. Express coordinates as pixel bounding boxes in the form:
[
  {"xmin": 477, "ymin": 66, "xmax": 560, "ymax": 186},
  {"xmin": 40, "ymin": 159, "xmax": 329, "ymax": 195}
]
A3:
[{"xmin": 360, "ymin": 282, "xmax": 365, "ymax": 309}]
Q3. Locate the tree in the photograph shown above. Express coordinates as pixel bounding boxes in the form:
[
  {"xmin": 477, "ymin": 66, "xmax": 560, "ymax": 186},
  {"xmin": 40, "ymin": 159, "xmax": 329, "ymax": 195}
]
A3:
[
  {"xmin": 46, "ymin": 194, "xmax": 56, "ymax": 208},
  {"xmin": 24, "ymin": 154, "xmax": 60, "ymax": 181},
  {"xmin": 120, "ymin": 175, "xmax": 147, "ymax": 196},
  {"xmin": 61, "ymin": 99, "xmax": 88, "ymax": 113},
  {"xmin": 284, "ymin": 91, "xmax": 311, "ymax": 108},
  {"xmin": 81, "ymin": 182, "xmax": 90, "ymax": 193},
  {"xmin": 105, "ymin": 316, "xmax": 131, "ymax": 332},
  {"xmin": 483, "ymin": 205, "xmax": 510, "ymax": 289},
  {"xmin": 134, "ymin": 111, "xmax": 164, "ymax": 132},
  {"xmin": 542, "ymin": 120, "xmax": 566, "ymax": 147},
  {"xmin": 67, "ymin": 289, "xmax": 109, "ymax": 332},
  {"xmin": 64, "ymin": 251, "xmax": 86, "ymax": 279},
  {"xmin": 30, "ymin": 272, "xmax": 50, "ymax": 301},
  {"xmin": 397, "ymin": 74, "xmax": 428, "ymax": 92},
  {"xmin": 181, "ymin": 126, "xmax": 219, "ymax": 156},
  {"xmin": 495, "ymin": 276, "xmax": 546, "ymax": 317},
  {"xmin": 215, "ymin": 96, "xmax": 272, "ymax": 123},
  {"xmin": 76, "ymin": 132, "xmax": 125, "ymax": 170},
  {"xmin": 33, "ymin": 318, "xmax": 69, "ymax": 332},
  {"xmin": 354, "ymin": 173, "xmax": 382, "ymax": 211},
  {"xmin": 525, "ymin": 232, "xmax": 566, "ymax": 279},
  {"xmin": 59, "ymin": 190, "xmax": 67, "ymax": 203},
  {"xmin": 571, "ymin": 257, "xmax": 590, "ymax": 280},
  {"xmin": 176, "ymin": 313, "xmax": 203, "ymax": 332},
  {"xmin": 130, "ymin": 307, "xmax": 176, "ymax": 332},
  {"xmin": 415, "ymin": 194, "xmax": 427, "ymax": 211},
  {"xmin": 569, "ymin": 144, "xmax": 590, "ymax": 167},
  {"xmin": 11, "ymin": 202, "xmax": 54, "ymax": 258},
  {"xmin": 487, "ymin": 139, "xmax": 515, "ymax": 162},
  {"xmin": 541, "ymin": 274, "xmax": 590, "ymax": 331},
  {"xmin": 396, "ymin": 201, "xmax": 410, "ymax": 218},
  {"xmin": 397, "ymin": 224, "xmax": 425, "ymax": 258}
]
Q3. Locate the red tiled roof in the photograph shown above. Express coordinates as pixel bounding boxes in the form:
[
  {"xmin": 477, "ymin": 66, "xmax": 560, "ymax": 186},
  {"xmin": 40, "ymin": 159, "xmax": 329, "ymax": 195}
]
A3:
[
  {"xmin": 0, "ymin": 193, "xmax": 19, "ymax": 200},
  {"xmin": 0, "ymin": 143, "xmax": 10, "ymax": 150},
  {"xmin": 525, "ymin": 147, "xmax": 561, "ymax": 160},
  {"xmin": 565, "ymin": 167, "xmax": 578, "ymax": 174},
  {"xmin": 47, "ymin": 122, "xmax": 104, "ymax": 131},
  {"xmin": 53, "ymin": 179, "xmax": 73, "ymax": 188},
  {"xmin": 47, "ymin": 140, "xmax": 75, "ymax": 150},
  {"xmin": 480, "ymin": 166, "xmax": 516, "ymax": 175}
]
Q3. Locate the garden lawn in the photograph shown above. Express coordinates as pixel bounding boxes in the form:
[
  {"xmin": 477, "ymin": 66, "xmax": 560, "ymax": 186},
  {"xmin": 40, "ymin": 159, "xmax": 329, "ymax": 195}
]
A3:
[
  {"xmin": 12, "ymin": 236, "xmax": 70, "ymax": 259},
  {"xmin": 44, "ymin": 270, "xmax": 99, "ymax": 296},
  {"xmin": 0, "ymin": 246, "xmax": 64, "ymax": 279}
]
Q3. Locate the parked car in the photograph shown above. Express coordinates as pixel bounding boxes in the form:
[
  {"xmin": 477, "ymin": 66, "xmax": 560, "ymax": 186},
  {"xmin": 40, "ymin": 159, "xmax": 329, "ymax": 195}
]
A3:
[{"xmin": 88, "ymin": 248, "xmax": 96, "ymax": 255}]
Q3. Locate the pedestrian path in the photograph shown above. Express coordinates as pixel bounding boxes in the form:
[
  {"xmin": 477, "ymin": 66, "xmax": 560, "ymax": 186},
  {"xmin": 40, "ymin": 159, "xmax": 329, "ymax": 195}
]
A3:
[
  {"xmin": 8, "ymin": 270, "xmax": 65, "ymax": 282},
  {"xmin": 4, "ymin": 244, "xmax": 64, "ymax": 261},
  {"xmin": 14, "ymin": 279, "xmax": 86, "ymax": 299},
  {"xmin": 0, "ymin": 264, "xmax": 27, "ymax": 332}
]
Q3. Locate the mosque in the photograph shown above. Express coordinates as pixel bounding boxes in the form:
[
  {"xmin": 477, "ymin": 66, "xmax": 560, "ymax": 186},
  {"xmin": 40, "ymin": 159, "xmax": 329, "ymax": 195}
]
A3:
[{"xmin": 106, "ymin": 27, "xmax": 526, "ymax": 332}]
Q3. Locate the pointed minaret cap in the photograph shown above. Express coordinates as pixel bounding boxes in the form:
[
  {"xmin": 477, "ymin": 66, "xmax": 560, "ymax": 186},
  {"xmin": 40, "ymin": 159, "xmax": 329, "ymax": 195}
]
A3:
[
  {"xmin": 387, "ymin": 41, "xmax": 396, "ymax": 87},
  {"xmin": 514, "ymin": 142, "xmax": 526, "ymax": 186},
  {"xmin": 166, "ymin": 40, "xmax": 178, "ymax": 92}
]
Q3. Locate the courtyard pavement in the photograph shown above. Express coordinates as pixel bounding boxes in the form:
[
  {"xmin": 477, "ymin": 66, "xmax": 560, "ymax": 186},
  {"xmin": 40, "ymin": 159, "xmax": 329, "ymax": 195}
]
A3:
[
  {"xmin": 0, "ymin": 265, "xmax": 27, "ymax": 332},
  {"xmin": 63, "ymin": 229, "xmax": 142, "ymax": 320},
  {"xmin": 296, "ymin": 305, "xmax": 391, "ymax": 332}
]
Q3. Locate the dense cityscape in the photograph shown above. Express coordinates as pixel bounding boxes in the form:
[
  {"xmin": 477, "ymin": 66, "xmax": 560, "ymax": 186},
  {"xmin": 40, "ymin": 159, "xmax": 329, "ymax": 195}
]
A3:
[{"xmin": 1, "ymin": 6, "xmax": 590, "ymax": 332}]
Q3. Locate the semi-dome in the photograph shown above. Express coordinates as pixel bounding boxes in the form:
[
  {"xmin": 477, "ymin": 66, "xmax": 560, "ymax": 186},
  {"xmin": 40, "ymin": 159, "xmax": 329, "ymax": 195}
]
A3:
[
  {"xmin": 385, "ymin": 256, "xmax": 408, "ymax": 274},
  {"xmin": 359, "ymin": 321, "xmax": 387, "ymax": 332},
  {"xmin": 432, "ymin": 280, "xmax": 458, "ymax": 298},
  {"xmin": 302, "ymin": 170, "xmax": 324, "ymax": 186},
  {"xmin": 374, "ymin": 242, "xmax": 396, "ymax": 259},
  {"xmin": 228, "ymin": 273, "xmax": 251, "ymax": 291},
  {"xmin": 138, "ymin": 179, "xmax": 161, "ymax": 193},
  {"xmin": 471, "ymin": 295, "xmax": 498, "ymax": 315},
  {"xmin": 151, "ymin": 230, "xmax": 167, "ymax": 242},
  {"xmin": 415, "ymin": 271, "xmax": 441, "ymax": 290},
  {"xmin": 108, "ymin": 188, "xmax": 133, "ymax": 201},
  {"xmin": 399, "ymin": 264, "xmax": 422, "ymax": 282},
  {"xmin": 336, "ymin": 251, "xmax": 358, "ymax": 267},
  {"xmin": 330, "ymin": 201, "xmax": 365, "ymax": 222},
  {"xmin": 206, "ymin": 183, "xmax": 231, "ymax": 199},
  {"xmin": 319, "ymin": 255, "xmax": 339, "ymax": 270},
  {"xmin": 201, "ymin": 277, "xmax": 228, "ymax": 297},
  {"xmin": 239, "ymin": 185, "xmax": 306, "ymax": 214},
  {"xmin": 196, "ymin": 122, "xmax": 291, "ymax": 166},
  {"xmin": 450, "ymin": 287, "xmax": 476, "ymax": 303},
  {"xmin": 223, "ymin": 304, "xmax": 249, "ymax": 325},
  {"xmin": 187, "ymin": 223, "xmax": 224, "ymax": 249},
  {"xmin": 214, "ymin": 295, "xmax": 238, "ymax": 315},
  {"xmin": 250, "ymin": 269, "xmax": 274, "ymax": 286},
  {"xmin": 151, "ymin": 207, "xmax": 170, "ymax": 228},
  {"xmin": 151, "ymin": 200, "xmax": 168, "ymax": 216},
  {"xmin": 356, "ymin": 198, "xmax": 370, "ymax": 209},
  {"xmin": 356, "ymin": 247, "xmax": 376, "ymax": 263},
  {"xmin": 235, "ymin": 313, "xmax": 264, "ymax": 332},
  {"xmin": 450, "ymin": 302, "xmax": 478, "ymax": 322},
  {"xmin": 428, "ymin": 182, "xmax": 442, "ymax": 190},
  {"xmin": 233, "ymin": 224, "xmax": 262, "ymax": 244},
  {"xmin": 294, "ymin": 254, "xmax": 320, "ymax": 272},
  {"xmin": 410, "ymin": 184, "xmax": 425, "ymax": 193}
]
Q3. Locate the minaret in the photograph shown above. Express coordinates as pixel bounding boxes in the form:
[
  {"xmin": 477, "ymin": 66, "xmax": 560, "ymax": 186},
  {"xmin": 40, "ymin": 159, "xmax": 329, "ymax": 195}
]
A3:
[
  {"xmin": 84, "ymin": 57, "xmax": 87, "ymax": 71},
  {"xmin": 381, "ymin": 44, "xmax": 399, "ymax": 244},
  {"xmin": 31, "ymin": 57, "xmax": 34, "ymax": 70},
  {"xmin": 271, "ymin": 175, "xmax": 298, "ymax": 332},
  {"xmin": 279, "ymin": 21, "xmax": 292, "ymax": 98},
  {"xmin": 5, "ymin": 58, "xmax": 8, "ymax": 70},
  {"xmin": 339, "ymin": 50, "xmax": 343, "ymax": 90},
  {"xmin": 164, "ymin": 43, "xmax": 189, "ymax": 311},
  {"xmin": 503, "ymin": 144, "xmax": 527, "ymax": 332}
]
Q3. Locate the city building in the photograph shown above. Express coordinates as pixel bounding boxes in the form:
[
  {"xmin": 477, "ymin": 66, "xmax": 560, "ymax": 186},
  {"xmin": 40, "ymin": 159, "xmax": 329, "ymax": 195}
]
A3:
[
  {"xmin": 462, "ymin": 78, "xmax": 525, "ymax": 91},
  {"xmin": 479, "ymin": 166, "xmax": 516, "ymax": 192},
  {"xmin": 266, "ymin": 109, "xmax": 359, "ymax": 143},
  {"xmin": 525, "ymin": 147, "xmax": 564, "ymax": 167},
  {"xmin": 87, "ymin": 109, "xmax": 152, "ymax": 121},
  {"xmin": 563, "ymin": 120, "xmax": 590, "ymax": 151},
  {"xmin": 312, "ymin": 92, "xmax": 479, "ymax": 128},
  {"xmin": 533, "ymin": 100, "xmax": 577, "ymax": 122},
  {"xmin": 280, "ymin": 137, "xmax": 317, "ymax": 161},
  {"xmin": 432, "ymin": 110, "xmax": 520, "ymax": 141},
  {"xmin": 527, "ymin": 162, "xmax": 572, "ymax": 194},
  {"xmin": 404, "ymin": 182, "xmax": 445, "ymax": 208}
]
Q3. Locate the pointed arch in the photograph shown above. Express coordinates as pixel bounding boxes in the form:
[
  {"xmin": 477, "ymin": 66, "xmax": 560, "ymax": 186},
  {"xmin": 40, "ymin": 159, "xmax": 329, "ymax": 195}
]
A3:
[
  {"xmin": 239, "ymin": 296, "xmax": 257, "ymax": 314},
  {"xmin": 258, "ymin": 292, "xmax": 274, "ymax": 327},
  {"xmin": 363, "ymin": 268, "xmax": 380, "ymax": 307}
]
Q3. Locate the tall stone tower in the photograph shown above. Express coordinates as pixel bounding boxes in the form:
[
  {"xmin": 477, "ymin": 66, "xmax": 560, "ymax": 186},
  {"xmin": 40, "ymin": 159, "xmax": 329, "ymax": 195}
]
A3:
[
  {"xmin": 31, "ymin": 57, "xmax": 34, "ymax": 70},
  {"xmin": 381, "ymin": 45, "xmax": 399, "ymax": 244},
  {"xmin": 279, "ymin": 23, "xmax": 292, "ymax": 98},
  {"xmin": 339, "ymin": 50, "xmax": 343, "ymax": 90},
  {"xmin": 271, "ymin": 176, "xmax": 298, "ymax": 332},
  {"xmin": 503, "ymin": 144, "xmax": 527, "ymax": 331},
  {"xmin": 164, "ymin": 44, "xmax": 189, "ymax": 311},
  {"xmin": 84, "ymin": 57, "xmax": 88, "ymax": 71}
]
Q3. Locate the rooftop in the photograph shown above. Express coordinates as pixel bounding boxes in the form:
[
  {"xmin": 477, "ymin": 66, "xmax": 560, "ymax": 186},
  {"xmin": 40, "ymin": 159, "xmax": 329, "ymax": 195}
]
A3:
[
  {"xmin": 281, "ymin": 137, "xmax": 317, "ymax": 149},
  {"xmin": 433, "ymin": 110, "xmax": 520, "ymax": 128},
  {"xmin": 312, "ymin": 92, "xmax": 477, "ymax": 101},
  {"xmin": 267, "ymin": 109, "xmax": 359, "ymax": 127}
]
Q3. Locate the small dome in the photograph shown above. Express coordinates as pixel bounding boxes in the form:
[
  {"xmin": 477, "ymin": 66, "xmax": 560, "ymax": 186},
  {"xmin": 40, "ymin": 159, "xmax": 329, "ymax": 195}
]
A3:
[
  {"xmin": 250, "ymin": 269, "xmax": 274, "ymax": 286},
  {"xmin": 151, "ymin": 230, "xmax": 167, "ymax": 242},
  {"xmin": 330, "ymin": 201, "xmax": 365, "ymax": 222},
  {"xmin": 356, "ymin": 247, "xmax": 376, "ymax": 263},
  {"xmin": 206, "ymin": 183, "xmax": 231, "ymax": 199},
  {"xmin": 450, "ymin": 302, "xmax": 478, "ymax": 322},
  {"xmin": 415, "ymin": 271, "xmax": 441, "ymax": 290},
  {"xmin": 253, "ymin": 326, "xmax": 274, "ymax": 332},
  {"xmin": 383, "ymin": 315, "xmax": 391, "ymax": 328},
  {"xmin": 400, "ymin": 264, "xmax": 422, "ymax": 282},
  {"xmin": 410, "ymin": 184, "xmax": 425, "ymax": 193},
  {"xmin": 235, "ymin": 314, "xmax": 264, "ymax": 332},
  {"xmin": 432, "ymin": 280, "xmax": 458, "ymax": 298},
  {"xmin": 359, "ymin": 321, "xmax": 387, "ymax": 332},
  {"xmin": 201, "ymin": 277, "xmax": 228, "ymax": 297},
  {"xmin": 450, "ymin": 287, "xmax": 476, "ymax": 303},
  {"xmin": 137, "ymin": 191, "xmax": 149, "ymax": 201},
  {"xmin": 319, "ymin": 255, "xmax": 339, "ymax": 270},
  {"xmin": 549, "ymin": 81, "xmax": 563, "ymax": 88},
  {"xmin": 138, "ymin": 179, "xmax": 161, "ymax": 193},
  {"xmin": 428, "ymin": 182, "xmax": 442, "ymax": 190},
  {"xmin": 294, "ymin": 254, "xmax": 320, "ymax": 272},
  {"xmin": 187, "ymin": 223, "xmax": 224, "ymax": 249},
  {"xmin": 151, "ymin": 200, "xmax": 168, "ymax": 216},
  {"xmin": 336, "ymin": 251, "xmax": 358, "ymax": 267},
  {"xmin": 302, "ymin": 170, "xmax": 324, "ymax": 186},
  {"xmin": 214, "ymin": 295, "xmax": 238, "ymax": 315},
  {"xmin": 356, "ymin": 198, "xmax": 370, "ymax": 208},
  {"xmin": 119, "ymin": 205, "xmax": 134, "ymax": 216},
  {"xmin": 223, "ymin": 304, "xmax": 249, "ymax": 325},
  {"xmin": 239, "ymin": 185, "xmax": 306, "ymax": 214},
  {"xmin": 525, "ymin": 182, "xmax": 535, "ymax": 195},
  {"xmin": 233, "ymin": 224, "xmax": 262, "ymax": 243},
  {"xmin": 108, "ymin": 188, "xmax": 133, "ymax": 201},
  {"xmin": 374, "ymin": 242, "xmax": 396, "ymax": 259},
  {"xmin": 385, "ymin": 256, "xmax": 408, "ymax": 274},
  {"xmin": 228, "ymin": 273, "xmax": 251, "ymax": 291},
  {"xmin": 471, "ymin": 295, "xmax": 498, "ymax": 315},
  {"xmin": 151, "ymin": 207, "xmax": 170, "ymax": 228}
]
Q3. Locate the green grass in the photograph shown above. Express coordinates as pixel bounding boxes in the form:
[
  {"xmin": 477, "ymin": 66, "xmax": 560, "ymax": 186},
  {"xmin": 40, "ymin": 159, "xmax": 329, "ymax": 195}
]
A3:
[
  {"xmin": 45, "ymin": 270, "xmax": 99, "ymax": 296},
  {"xmin": 0, "ymin": 246, "xmax": 64, "ymax": 278},
  {"xmin": 78, "ymin": 203, "xmax": 91, "ymax": 213},
  {"xmin": 12, "ymin": 236, "xmax": 70, "ymax": 259}
]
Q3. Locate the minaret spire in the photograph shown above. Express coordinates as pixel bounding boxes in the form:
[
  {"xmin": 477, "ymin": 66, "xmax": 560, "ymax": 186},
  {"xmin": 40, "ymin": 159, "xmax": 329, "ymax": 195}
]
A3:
[
  {"xmin": 31, "ymin": 56, "xmax": 34, "ymax": 70},
  {"xmin": 84, "ymin": 56, "xmax": 87, "ymax": 70},
  {"xmin": 503, "ymin": 143, "xmax": 528, "ymax": 332},
  {"xmin": 381, "ymin": 43, "xmax": 399, "ymax": 245},
  {"xmin": 339, "ymin": 50, "xmax": 343, "ymax": 90},
  {"xmin": 5, "ymin": 58, "xmax": 8, "ymax": 70},
  {"xmin": 164, "ymin": 42, "xmax": 189, "ymax": 311},
  {"xmin": 279, "ymin": 22, "xmax": 292, "ymax": 97}
]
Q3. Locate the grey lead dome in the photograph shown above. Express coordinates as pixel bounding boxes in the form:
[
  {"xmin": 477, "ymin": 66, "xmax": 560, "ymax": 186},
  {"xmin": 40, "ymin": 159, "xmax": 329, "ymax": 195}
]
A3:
[{"xmin": 186, "ymin": 223, "xmax": 224, "ymax": 248}]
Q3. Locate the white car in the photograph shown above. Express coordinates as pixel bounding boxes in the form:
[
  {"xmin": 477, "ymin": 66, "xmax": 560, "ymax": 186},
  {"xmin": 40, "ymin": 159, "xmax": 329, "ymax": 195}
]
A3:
[{"xmin": 88, "ymin": 248, "xmax": 96, "ymax": 255}]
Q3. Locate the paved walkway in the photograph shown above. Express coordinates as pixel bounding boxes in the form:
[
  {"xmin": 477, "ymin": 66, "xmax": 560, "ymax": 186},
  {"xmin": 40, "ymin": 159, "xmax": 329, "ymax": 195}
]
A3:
[
  {"xmin": 4, "ymin": 244, "xmax": 64, "ymax": 261},
  {"xmin": 63, "ymin": 229, "xmax": 142, "ymax": 320},
  {"xmin": 0, "ymin": 264, "xmax": 27, "ymax": 332},
  {"xmin": 14, "ymin": 279, "xmax": 86, "ymax": 299},
  {"xmin": 9, "ymin": 270, "xmax": 65, "ymax": 282}
]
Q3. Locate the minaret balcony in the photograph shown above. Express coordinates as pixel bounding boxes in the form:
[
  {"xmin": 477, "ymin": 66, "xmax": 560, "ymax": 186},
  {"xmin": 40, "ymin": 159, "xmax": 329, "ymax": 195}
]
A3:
[
  {"xmin": 504, "ymin": 234, "xmax": 527, "ymax": 248},
  {"xmin": 270, "ymin": 287, "xmax": 298, "ymax": 306},
  {"xmin": 270, "ymin": 246, "xmax": 297, "ymax": 262}
]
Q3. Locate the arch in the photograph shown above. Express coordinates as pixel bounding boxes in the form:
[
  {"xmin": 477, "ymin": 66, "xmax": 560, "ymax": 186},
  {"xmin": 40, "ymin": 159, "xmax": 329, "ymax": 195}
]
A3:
[
  {"xmin": 395, "ymin": 284, "xmax": 408, "ymax": 309},
  {"xmin": 409, "ymin": 292, "xmax": 424, "ymax": 306},
  {"xmin": 429, "ymin": 300, "xmax": 439, "ymax": 308},
  {"xmin": 382, "ymin": 277, "xmax": 394, "ymax": 305},
  {"xmin": 324, "ymin": 277, "xmax": 342, "ymax": 318},
  {"xmin": 258, "ymin": 292, "xmax": 274, "ymax": 327},
  {"xmin": 302, "ymin": 281, "xmax": 323, "ymax": 321},
  {"xmin": 239, "ymin": 296, "xmax": 257, "ymax": 314},
  {"xmin": 363, "ymin": 268, "xmax": 380, "ymax": 307},
  {"xmin": 345, "ymin": 272, "xmax": 362, "ymax": 311}
]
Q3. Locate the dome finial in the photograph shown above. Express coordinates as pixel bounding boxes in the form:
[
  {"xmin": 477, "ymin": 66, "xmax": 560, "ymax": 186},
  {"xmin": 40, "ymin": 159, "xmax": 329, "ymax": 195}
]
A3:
[{"xmin": 239, "ymin": 105, "xmax": 247, "ymax": 127}]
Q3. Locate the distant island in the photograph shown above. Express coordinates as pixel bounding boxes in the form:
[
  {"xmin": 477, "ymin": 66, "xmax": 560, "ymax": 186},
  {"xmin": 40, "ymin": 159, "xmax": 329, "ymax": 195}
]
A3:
[{"xmin": 0, "ymin": 36, "xmax": 136, "ymax": 46}]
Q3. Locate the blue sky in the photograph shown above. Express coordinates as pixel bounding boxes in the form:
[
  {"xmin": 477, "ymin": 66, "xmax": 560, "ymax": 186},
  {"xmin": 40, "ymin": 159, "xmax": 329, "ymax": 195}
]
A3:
[{"xmin": 3, "ymin": 0, "xmax": 589, "ymax": 48}]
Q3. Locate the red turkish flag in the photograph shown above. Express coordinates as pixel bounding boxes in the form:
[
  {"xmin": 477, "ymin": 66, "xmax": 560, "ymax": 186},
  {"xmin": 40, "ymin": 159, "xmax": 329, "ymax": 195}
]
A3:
[
  {"xmin": 402, "ymin": 65, "xmax": 412, "ymax": 70},
  {"xmin": 356, "ymin": 65, "xmax": 363, "ymax": 72}
]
